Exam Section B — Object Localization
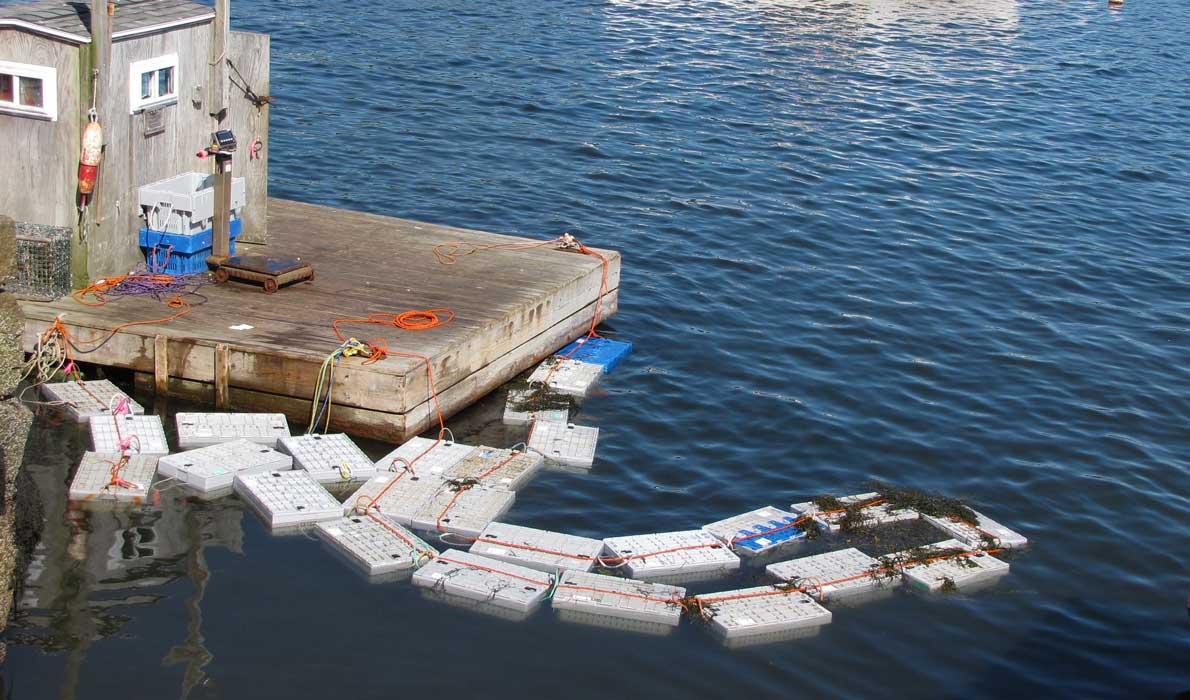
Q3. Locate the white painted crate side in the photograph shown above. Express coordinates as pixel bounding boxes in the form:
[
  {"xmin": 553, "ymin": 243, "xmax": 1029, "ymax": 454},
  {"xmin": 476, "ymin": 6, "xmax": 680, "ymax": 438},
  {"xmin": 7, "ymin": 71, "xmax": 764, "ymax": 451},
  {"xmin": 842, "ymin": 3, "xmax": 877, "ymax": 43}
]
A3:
[
  {"xmin": 89, "ymin": 414, "xmax": 169, "ymax": 455},
  {"xmin": 411, "ymin": 549, "xmax": 552, "ymax": 614},
  {"xmin": 527, "ymin": 358, "xmax": 601, "ymax": 397},
  {"xmin": 410, "ymin": 483, "xmax": 515, "ymax": 539},
  {"xmin": 470, "ymin": 522, "xmax": 603, "ymax": 573},
  {"xmin": 315, "ymin": 515, "xmax": 436, "ymax": 577},
  {"xmin": 417, "ymin": 588, "xmax": 535, "ymax": 623},
  {"xmin": 895, "ymin": 540, "xmax": 1011, "ymax": 593},
  {"xmin": 279, "ymin": 433, "xmax": 377, "ymax": 483},
  {"xmin": 42, "ymin": 380, "xmax": 144, "ymax": 422},
  {"xmin": 703, "ymin": 506, "xmax": 807, "ymax": 556},
  {"xmin": 696, "ymin": 586, "xmax": 832, "ymax": 640},
  {"xmin": 502, "ymin": 389, "xmax": 569, "ymax": 427},
  {"xmin": 766, "ymin": 547, "xmax": 899, "ymax": 602},
  {"xmin": 552, "ymin": 570, "xmax": 685, "ymax": 627},
  {"xmin": 175, "ymin": 412, "xmax": 290, "ymax": 449},
  {"xmin": 157, "ymin": 439, "xmax": 293, "ymax": 493},
  {"xmin": 923, "ymin": 510, "xmax": 1029, "ymax": 549},
  {"xmin": 69, "ymin": 453, "xmax": 158, "ymax": 503},
  {"xmin": 602, "ymin": 530, "xmax": 740, "ymax": 582},
  {"xmin": 528, "ymin": 421, "xmax": 599, "ymax": 469},
  {"xmin": 790, "ymin": 492, "xmax": 919, "ymax": 532},
  {"xmin": 341, "ymin": 472, "xmax": 446, "ymax": 523},
  {"xmin": 374, "ymin": 437, "xmax": 476, "ymax": 476},
  {"xmin": 234, "ymin": 470, "xmax": 343, "ymax": 528},
  {"xmin": 446, "ymin": 447, "xmax": 544, "ymax": 490}
]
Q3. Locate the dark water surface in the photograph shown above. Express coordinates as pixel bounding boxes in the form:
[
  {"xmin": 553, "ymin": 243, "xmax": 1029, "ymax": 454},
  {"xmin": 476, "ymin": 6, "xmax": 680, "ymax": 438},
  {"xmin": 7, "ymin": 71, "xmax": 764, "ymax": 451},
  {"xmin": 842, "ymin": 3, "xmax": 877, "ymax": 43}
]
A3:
[{"xmin": 5, "ymin": 0, "xmax": 1190, "ymax": 697}]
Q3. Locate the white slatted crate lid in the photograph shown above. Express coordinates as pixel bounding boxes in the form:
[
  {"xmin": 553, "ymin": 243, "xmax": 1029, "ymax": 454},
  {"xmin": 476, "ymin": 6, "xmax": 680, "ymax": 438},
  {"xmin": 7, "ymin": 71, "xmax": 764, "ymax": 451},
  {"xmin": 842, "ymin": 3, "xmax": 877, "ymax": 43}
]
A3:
[
  {"xmin": 894, "ymin": 540, "xmax": 1011, "ymax": 593},
  {"xmin": 89, "ymin": 414, "xmax": 169, "ymax": 455},
  {"xmin": 175, "ymin": 412, "xmax": 290, "ymax": 449},
  {"xmin": 695, "ymin": 586, "xmax": 832, "ymax": 642},
  {"xmin": 315, "ymin": 514, "xmax": 437, "ymax": 578},
  {"xmin": 766, "ymin": 547, "xmax": 899, "ymax": 603},
  {"xmin": 374, "ymin": 436, "xmax": 476, "ymax": 476},
  {"xmin": 602, "ymin": 529, "xmax": 740, "ymax": 582},
  {"xmin": 502, "ymin": 389, "xmax": 569, "ymax": 426},
  {"xmin": 446, "ymin": 447, "xmax": 544, "ymax": 491},
  {"xmin": 234, "ymin": 470, "xmax": 343, "ymax": 529},
  {"xmin": 528, "ymin": 421, "xmax": 599, "ymax": 469},
  {"xmin": 923, "ymin": 510, "xmax": 1028, "ymax": 549},
  {"xmin": 278, "ymin": 433, "xmax": 377, "ymax": 484},
  {"xmin": 410, "ymin": 482, "xmax": 515, "ymax": 539},
  {"xmin": 340, "ymin": 472, "xmax": 445, "ymax": 523},
  {"xmin": 703, "ymin": 506, "xmax": 808, "ymax": 556},
  {"xmin": 42, "ymin": 380, "xmax": 144, "ymax": 422},
  {"xmin": 411, "ymin": 549, "xmax": 553, "ymax": 615},
  {"xmin": 527, "ymin": 358, "xmax": 602, "ymax": 397},
  {"xmin": 470, "ymin": 522, "xmax": 603, "ymax": 573},
  {"xmin": 157, "ymin": 439, "xmax": 292, "ymax": 493},
  {"xmin": 69, "ymin": 452, "xmax": 158, "ymax": 503},
  {"xmin": 552, "ymin": 570, "xmax": 685, "ymax": 627},
  {"xmin": 790, "ymin": 492, "xmax": 920, "ymax": 532}
]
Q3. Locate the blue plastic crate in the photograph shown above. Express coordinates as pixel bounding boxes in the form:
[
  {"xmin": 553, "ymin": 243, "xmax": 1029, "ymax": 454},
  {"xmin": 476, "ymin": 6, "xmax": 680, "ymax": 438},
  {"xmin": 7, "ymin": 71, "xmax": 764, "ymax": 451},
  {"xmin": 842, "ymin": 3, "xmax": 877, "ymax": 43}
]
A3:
[
  {"xmin": 728, "ymin": 515, "xmax": 809, "ymax": 553},
  {"xmin": 139, "ymin": 219, "xmax": 241, "ymax": 275},
  {"xmin": 554, "ymin": 336, "xmax": 632, "ymax": 373}
]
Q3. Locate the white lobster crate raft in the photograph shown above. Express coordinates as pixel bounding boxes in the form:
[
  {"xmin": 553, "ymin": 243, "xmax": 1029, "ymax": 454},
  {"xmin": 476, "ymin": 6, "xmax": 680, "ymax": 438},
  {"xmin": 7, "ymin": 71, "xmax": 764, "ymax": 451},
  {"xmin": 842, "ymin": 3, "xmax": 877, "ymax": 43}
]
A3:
[
  {"xmin": 894, "ymin": 540, "xmax": 1011, "ymax": 593},
  {"xmin": 175, "ymin": 412, "xmax": 290, "ymax": 449},
  {"xmin": 41, "ymin": 380, "xmax": 144, "ymax": 422},
  {"xmin": 766, "ymin": 547, "xmax": 899, "ymax": 604},
  {"xmin": 315, "ymin": 515, "xmax": 437, "ymax": 578},
  {"xmin": 527, "ymin": 358, "xmax": 602, "ymax": 397},
  {"xmin": 790, "ymin": 492, "xmax": 919, "ymax": 532},
  {"xmin": 157, "ymin": 439, "xmax": 292, "ymax": 493},
  {"xmin": 410, "ymin": 482, "xmax": 516, "ymax": 540},
  {"xmin": 279, "ymin": 433, "xmax": 377, "ymax": 484},
  {"xmin": 552, "ymin": 570, "xmax": 685, "ymax": 630},
  {"xmin": 703, "ymin": 506, "xmax": 808, "ymax": 556},
  {"xmin": 341, "ymin": 472, "xmax": 443, "ymax": 519},
  {"xmin": 602, "ymin": 529, "xmax": 740, "ymax": 583},
  {"xmin": 502, "ymin": 389, "xmax": 569, "ymax": 427},
  {"xmin": 445, "ymin": 447, "xmax": 544, "ymax": 490},
  {"xmin": 695, "ymin": 586, "xmax": 832, "ymax": 643},
  {"xmin": 89, "ymin": 414, "xmax": 169, "ymax": 455},
  {"xmin": 69, "ymin": 452, "xmax": 158, "ymax": 503},
  {"xmin": 528, "ymin": 421, "xmax": 599, "ymax": 469},
  {"xmin": 923, "ymin": 510, "xmax": 1029, "ymax": 550},
  {"xmin": 234, "ymin": 470, "xmax": 343, "ymax": 529},
  {"xmin": 412, "ymin": 549, "xmax": 553, "ymax": 615},
  {"xmin": 374, "ymin": 437, "xmax": 475, "ymax": 476},
  {"xmin": 470, "ymin": 522, "xmax": 604, "ymax": 574}
]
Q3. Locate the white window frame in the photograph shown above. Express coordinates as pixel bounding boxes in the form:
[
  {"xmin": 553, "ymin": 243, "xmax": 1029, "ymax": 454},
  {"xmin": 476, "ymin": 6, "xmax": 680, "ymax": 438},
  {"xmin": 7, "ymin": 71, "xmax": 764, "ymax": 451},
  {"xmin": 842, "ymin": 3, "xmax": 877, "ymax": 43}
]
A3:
[
  {"xmin": 129, "ymin": 53, "xmax": 179, "ymax": 114},
  {"xmin": 0, "ymin": 59, "xmax": 57, "ymax": 121}
]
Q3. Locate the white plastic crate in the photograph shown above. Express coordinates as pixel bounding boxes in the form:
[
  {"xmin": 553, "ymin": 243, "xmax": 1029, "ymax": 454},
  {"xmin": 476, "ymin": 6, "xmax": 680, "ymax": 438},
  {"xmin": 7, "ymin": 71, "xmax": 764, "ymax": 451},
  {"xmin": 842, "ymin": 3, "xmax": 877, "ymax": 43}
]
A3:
[
  {"xmin": 602, "ymin": 530, "xmax": 740, "ymax": 583},
  {"xmin": 410, "ymin": 482, "xmax": 515, "ymax": 539},
  {"xmin": 341, "ymin": 472, "xmax": 444, "ymax": 520},
  {"xmin": 527, "ymin": 358, "xmax": 601, "ymax": 397},
  {"xmin": 412, "ymin": 549, "xmax": 553, "ymax": 615},
  {"xmin": 175, "ymin": 412, "xmax": 290, "ymax": 449},
  {"xmin": 923, "ymin": 510, "xmax": 1028, "ymax": 550},
  {"xmin": 89, "ymin": 414, "xmax": 169, "ymax": 455},
  {"xmin": 41, "ymin": 380, "xmax": 144, "ymax": 422},
  {"xmin": 894, "ymin": 539, "xmax": 1011, "ymax": 593},
  {"xmin": 138, "ymin": 172, "xmax": 245, "ymax": 234},
  {"xmin": 502, "ymin": 389, "xmax": 569, "ymax": 426},
  {"xmin": 552, "ymin": 570, "xmax": 685, "ymax": 628},
  {"xmin": 69, "ymin": 452, "xmax": 158, "ymax": 503},
  {"xmin": 695, "ymin": 586, "xmax": 832, "ymax": 643},
  {"xmin": 528, "ymin": 421, "xmax": 599, "ymax": 469},
  {"xmin": 234, "ymin": 470, "xmax": 343, "ymax": 529},
  {"xmin": 445, "ymin": 447, "xmax": 543, "ymax": 490},
  {"xmin": 374, "ymin": 436, "xmax": 475, "ymax": 476},
  {"xmin": 703, "ymin": 506, "xmax": 808, "ymax": 556},
  {"xmin": 790, "ymin": 492, "xmax": 919, "ymax": 532},
  {"xmin": 470, "ymin": 522, "xmax": 603, "ymax": 573},
  {"xmin": 315, "ymin": 515, "xmax": 437, "ymax": 578},
  {"xmin": 278, "ymin": 433, "xmax": 377, "ymax": 484},
  {"xmin": 766, "ymin": 547, "xmax": 900, "ymax": 603},
  {"xmin": 157, "ymin": 439, "xmax": 292, "ymax": 493}
]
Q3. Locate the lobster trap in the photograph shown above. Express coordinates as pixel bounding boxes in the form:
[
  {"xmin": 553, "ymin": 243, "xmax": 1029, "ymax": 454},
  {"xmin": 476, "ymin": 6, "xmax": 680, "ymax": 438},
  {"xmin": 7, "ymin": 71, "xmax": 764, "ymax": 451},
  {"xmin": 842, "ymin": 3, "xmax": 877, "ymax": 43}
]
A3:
[{"xmin": 12, "ymin": 222, "xmax": 71, "ymax": 301}]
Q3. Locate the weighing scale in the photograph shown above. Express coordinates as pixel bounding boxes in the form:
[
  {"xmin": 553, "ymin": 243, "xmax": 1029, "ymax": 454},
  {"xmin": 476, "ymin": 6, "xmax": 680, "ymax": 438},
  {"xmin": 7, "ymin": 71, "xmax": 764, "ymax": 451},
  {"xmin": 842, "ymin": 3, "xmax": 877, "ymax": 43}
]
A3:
[{"xmin": 203, "ymin": 130, "xmax": 315, "ymax": 293}]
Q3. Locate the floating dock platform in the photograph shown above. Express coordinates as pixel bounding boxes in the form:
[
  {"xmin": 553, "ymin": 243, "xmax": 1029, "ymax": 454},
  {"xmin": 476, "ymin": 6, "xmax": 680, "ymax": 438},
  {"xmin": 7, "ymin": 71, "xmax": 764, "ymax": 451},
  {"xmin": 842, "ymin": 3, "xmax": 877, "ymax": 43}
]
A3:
[{"xmin": 19, "ymin": 199, "xmax": 620, "ymax": 441}]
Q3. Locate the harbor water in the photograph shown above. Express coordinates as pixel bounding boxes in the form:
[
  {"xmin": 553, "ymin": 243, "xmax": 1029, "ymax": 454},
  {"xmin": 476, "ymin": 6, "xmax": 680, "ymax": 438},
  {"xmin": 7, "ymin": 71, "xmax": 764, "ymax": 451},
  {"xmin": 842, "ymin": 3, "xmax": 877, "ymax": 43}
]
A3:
[{"xmin": 3, "ymin": 0, "xmax": 1189, "ymax": 697}]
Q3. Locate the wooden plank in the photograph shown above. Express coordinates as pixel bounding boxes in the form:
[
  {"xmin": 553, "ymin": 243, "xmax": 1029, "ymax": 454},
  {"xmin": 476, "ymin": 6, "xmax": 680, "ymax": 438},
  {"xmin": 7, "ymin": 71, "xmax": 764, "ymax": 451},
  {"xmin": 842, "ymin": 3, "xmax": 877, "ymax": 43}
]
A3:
[
  {"xmin": 226, "ymin": 31, "xmax": 269, "ymax": 243},
  {"xmin": 153, "ymin": 334, "xmax": 168, "ymax": 394},
  {"xmin": 208, "ymin": 0, "xmax": 229, "ymax": 118}
]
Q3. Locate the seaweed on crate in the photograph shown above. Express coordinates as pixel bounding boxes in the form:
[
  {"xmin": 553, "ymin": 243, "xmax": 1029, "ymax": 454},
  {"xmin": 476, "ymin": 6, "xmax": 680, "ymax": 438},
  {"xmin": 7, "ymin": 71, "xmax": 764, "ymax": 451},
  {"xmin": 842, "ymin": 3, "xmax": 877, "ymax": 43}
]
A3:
[{"xmin": 870, "ymin": 481, "xmax": 979, "ymax": 525}]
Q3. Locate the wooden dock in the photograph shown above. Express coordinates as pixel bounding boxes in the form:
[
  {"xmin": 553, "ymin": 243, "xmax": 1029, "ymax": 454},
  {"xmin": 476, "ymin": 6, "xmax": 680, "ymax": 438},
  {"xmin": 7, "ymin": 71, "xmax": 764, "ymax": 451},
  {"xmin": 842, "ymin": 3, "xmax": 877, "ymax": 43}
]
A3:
[{"xmin": 18, "ymin": 199, "xmax": 620, "ymax": 442}]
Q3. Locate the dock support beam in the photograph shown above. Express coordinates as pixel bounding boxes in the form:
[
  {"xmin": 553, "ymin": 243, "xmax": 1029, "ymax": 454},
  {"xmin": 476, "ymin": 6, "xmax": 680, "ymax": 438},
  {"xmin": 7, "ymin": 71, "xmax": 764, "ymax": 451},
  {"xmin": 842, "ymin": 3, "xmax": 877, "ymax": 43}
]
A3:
[
  {"xmin": 153, "ymin": 335, "xmax": 168, "ymax": 395},
  {"xmin": 214, "ymin": 344, "xmax": 230, "ymax": 409}
]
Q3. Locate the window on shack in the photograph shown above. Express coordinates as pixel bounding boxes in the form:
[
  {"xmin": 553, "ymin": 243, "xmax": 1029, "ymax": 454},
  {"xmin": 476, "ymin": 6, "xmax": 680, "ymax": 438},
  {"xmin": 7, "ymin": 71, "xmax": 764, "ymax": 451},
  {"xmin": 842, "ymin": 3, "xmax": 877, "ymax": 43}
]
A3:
[
  {"xmin": 0, "ymin": 60, "xmax": 57, "ymax": 121},
  {"xmin": 129, "ymin": 54, "xmax": 178, "ymax": 113}
]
